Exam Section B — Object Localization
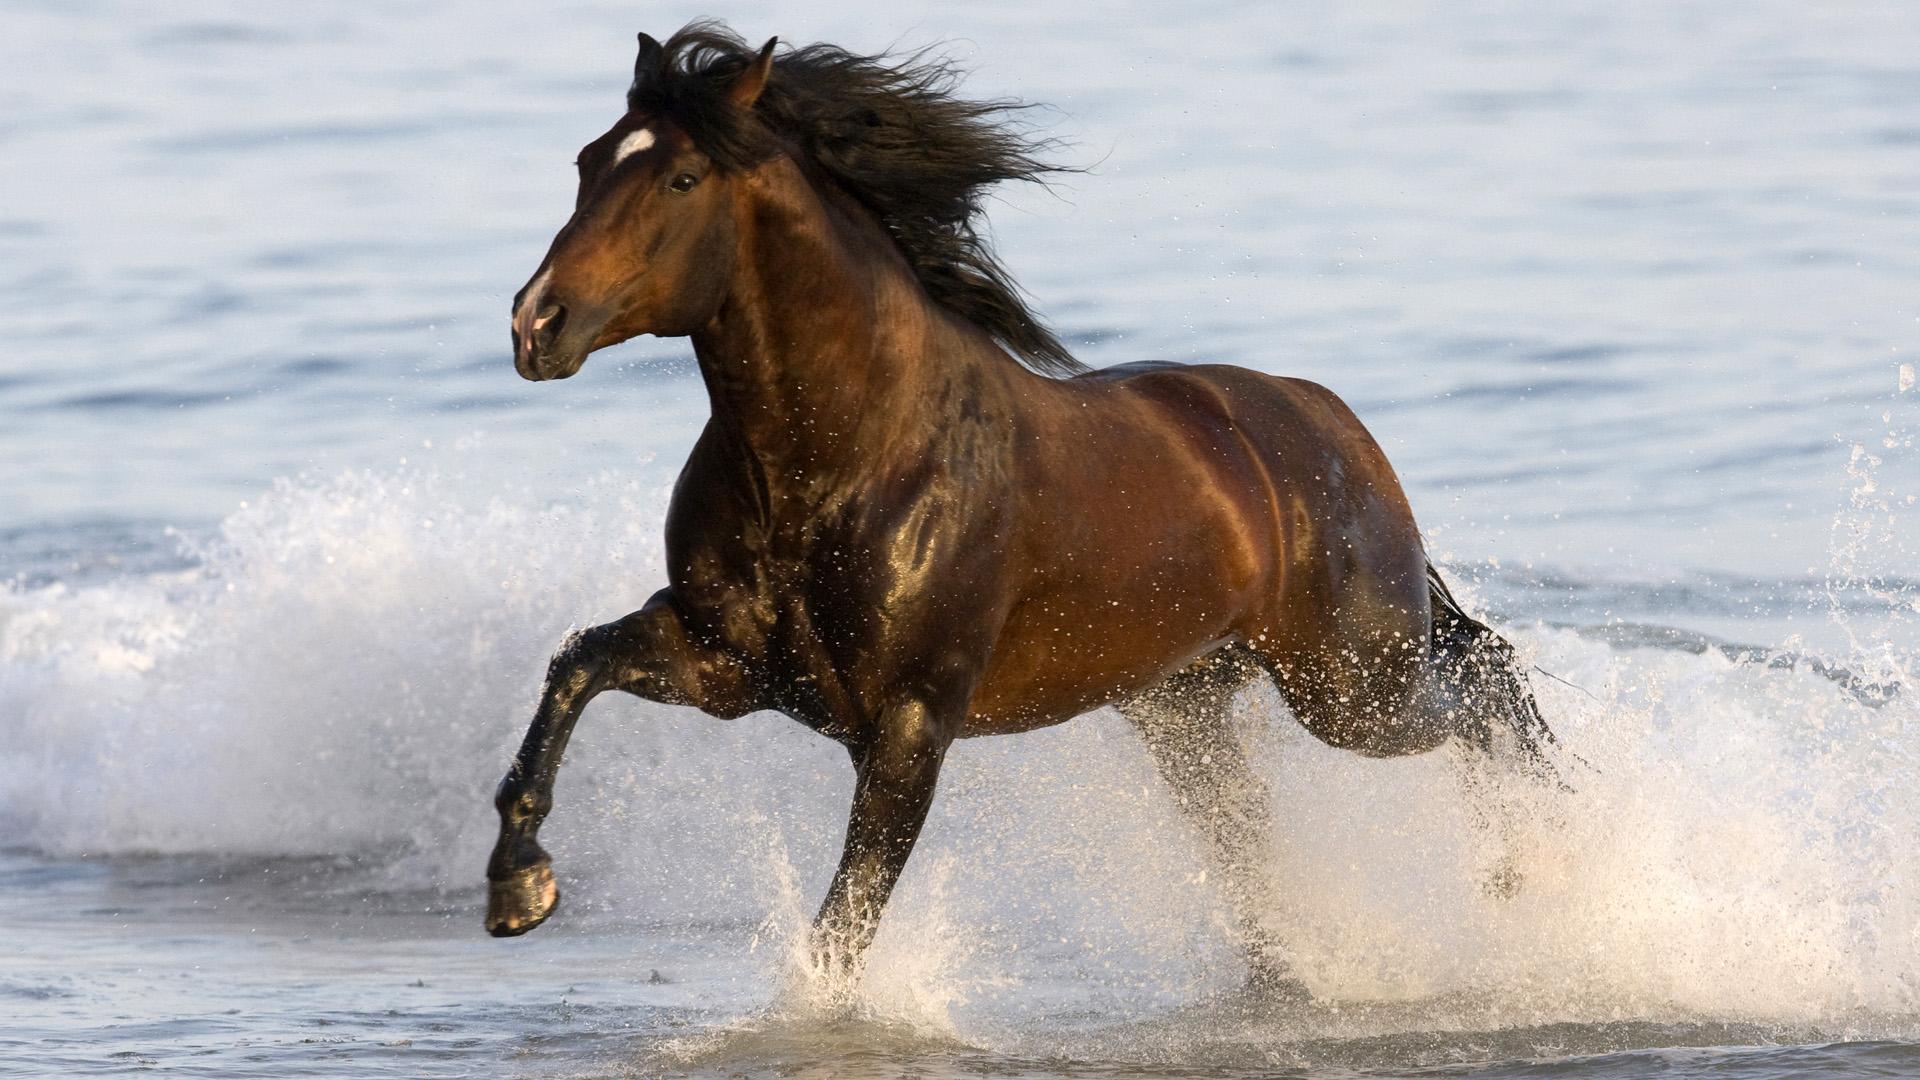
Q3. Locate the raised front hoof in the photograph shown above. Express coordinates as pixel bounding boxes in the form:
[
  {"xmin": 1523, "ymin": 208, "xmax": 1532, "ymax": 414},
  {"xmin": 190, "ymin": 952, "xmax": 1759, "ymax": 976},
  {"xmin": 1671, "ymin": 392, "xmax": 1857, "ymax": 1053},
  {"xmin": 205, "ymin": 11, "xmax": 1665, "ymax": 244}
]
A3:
[{"xmin": 486, "ymin": 861, "xmax": 559, "ymax": 937}]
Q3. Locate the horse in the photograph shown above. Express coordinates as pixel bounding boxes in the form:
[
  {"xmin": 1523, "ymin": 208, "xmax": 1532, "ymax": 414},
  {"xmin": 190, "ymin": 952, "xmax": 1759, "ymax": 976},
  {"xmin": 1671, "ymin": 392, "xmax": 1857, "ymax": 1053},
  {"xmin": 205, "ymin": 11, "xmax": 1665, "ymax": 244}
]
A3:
[{"xmin": 485, "ymin": 22, "xmax": 1555, "ymax": 991}]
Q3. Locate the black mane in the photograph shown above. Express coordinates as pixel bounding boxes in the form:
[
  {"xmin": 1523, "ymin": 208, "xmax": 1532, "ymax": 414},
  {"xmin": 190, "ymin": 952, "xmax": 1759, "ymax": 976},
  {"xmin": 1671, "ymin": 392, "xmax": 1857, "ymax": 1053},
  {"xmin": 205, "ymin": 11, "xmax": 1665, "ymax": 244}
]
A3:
[{"xmin": 629, "ymin": 22, "xmax": 1085, "ymax": 377}]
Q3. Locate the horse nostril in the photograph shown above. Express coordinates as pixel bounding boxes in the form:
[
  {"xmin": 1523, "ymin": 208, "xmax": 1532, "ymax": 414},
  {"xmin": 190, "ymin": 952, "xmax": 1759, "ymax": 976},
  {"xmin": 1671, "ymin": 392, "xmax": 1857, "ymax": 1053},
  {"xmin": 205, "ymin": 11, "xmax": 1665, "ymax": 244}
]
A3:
[{"xmin": 531, "ymin": 303, "xmax": 567, "ymax": 345}]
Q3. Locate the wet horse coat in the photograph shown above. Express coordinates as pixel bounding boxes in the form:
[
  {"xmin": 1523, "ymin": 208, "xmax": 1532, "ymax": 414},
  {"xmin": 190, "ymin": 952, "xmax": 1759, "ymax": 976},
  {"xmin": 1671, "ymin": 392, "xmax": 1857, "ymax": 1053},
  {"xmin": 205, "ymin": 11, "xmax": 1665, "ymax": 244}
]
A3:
[{"xmin": 486, "ymin": 24, "xmax": 1552, "ymax": 986}]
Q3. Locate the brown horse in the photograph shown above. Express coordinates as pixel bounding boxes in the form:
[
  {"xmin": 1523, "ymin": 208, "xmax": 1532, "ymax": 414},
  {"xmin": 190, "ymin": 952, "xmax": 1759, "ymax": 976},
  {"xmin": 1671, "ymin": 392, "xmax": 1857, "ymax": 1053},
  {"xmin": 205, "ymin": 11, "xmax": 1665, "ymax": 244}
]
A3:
[{"xmin": 486, "ymin": 23, "xmax": 1554, "ymax": 990}]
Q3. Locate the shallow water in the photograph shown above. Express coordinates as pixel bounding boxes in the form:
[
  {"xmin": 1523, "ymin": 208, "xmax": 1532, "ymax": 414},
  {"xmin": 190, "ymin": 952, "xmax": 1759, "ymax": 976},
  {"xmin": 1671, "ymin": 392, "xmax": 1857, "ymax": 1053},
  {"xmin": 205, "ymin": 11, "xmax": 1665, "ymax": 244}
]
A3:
[{"xmin": 3, "ymin": 1, "xmax": 1918, "ymax": 1077}]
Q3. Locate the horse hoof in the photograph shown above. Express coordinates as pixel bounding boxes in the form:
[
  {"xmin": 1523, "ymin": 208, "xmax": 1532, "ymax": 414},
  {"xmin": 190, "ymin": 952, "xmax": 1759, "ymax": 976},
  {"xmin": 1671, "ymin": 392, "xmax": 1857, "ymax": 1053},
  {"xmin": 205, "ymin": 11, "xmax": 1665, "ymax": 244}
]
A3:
[{"xmin": 486, "ymin": 860, "xmax": 559, "ymax": 937}]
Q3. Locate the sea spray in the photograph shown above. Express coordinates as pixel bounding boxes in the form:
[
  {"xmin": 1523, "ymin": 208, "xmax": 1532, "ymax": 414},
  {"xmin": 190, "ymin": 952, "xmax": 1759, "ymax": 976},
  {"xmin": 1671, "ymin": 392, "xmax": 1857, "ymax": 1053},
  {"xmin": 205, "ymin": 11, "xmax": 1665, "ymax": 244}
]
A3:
[{"xmin": 0, "ymin": 462, "xmax": 1915, "ymax": 1045}]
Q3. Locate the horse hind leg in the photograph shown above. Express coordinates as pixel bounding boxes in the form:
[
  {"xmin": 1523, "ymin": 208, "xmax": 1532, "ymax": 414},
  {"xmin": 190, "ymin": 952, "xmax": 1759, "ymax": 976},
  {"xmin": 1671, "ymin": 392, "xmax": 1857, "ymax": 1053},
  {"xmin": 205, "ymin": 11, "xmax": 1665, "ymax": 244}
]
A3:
[
  {"xmin": 1423, "ymin": 562, "xmax": 1564, "ymax": 895},
  {"xmin": 1242, "ymin": 563, "xmax": 1559, "ymax": 897},
  {"xmin": 1118, "ymin": 644, "xmax": 1300, "ymax": 996}
]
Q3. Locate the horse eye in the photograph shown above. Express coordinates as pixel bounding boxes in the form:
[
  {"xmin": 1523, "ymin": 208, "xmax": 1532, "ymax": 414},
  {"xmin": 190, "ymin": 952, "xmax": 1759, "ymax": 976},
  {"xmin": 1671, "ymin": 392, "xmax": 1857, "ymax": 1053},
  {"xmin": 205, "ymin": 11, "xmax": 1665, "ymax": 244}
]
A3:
[{"xmin": 669, "ymin": 172, "xmax": 699, "ymax": 193}]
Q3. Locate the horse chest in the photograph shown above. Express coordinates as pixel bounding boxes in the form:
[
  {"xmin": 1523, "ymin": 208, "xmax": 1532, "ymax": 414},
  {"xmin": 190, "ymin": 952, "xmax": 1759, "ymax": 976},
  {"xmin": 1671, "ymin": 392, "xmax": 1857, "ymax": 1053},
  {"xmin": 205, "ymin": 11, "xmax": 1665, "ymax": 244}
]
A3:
[{"xmin": 670, "ymin": 506, "xmax": 997, "ymax": 732}]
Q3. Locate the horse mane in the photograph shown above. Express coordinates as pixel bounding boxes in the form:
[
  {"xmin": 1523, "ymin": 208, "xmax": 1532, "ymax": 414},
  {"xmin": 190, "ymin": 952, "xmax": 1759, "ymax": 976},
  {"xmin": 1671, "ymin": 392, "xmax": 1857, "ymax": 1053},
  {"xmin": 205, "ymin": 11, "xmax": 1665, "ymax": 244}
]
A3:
[{"xmin": 629, "ymin": 21, "xmax": 1086, "ymax": 377}]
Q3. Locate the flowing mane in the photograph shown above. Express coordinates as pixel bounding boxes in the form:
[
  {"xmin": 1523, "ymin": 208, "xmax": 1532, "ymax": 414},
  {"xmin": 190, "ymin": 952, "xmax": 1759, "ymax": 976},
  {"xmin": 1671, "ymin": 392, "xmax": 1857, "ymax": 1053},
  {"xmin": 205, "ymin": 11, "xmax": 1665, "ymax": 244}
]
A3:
[{"xmin": 627, "ymin": 21, "xmax": 1086, "ymax": 377}]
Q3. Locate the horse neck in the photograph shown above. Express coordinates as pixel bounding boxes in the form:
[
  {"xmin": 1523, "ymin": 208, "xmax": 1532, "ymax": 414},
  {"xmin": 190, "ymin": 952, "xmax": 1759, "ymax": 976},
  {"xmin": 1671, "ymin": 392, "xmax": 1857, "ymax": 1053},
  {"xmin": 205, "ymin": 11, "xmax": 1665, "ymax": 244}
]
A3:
[{"xmin": 689, "ymin": 159, "xmax": 1013, "ymax": 474}]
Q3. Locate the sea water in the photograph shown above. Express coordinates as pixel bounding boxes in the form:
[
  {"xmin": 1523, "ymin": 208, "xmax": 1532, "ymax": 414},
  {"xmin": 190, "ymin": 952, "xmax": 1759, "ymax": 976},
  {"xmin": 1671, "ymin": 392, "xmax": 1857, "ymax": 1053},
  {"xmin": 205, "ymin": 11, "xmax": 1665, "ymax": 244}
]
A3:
[{"xmin": 2, "ymin": 2, "xmax": 1917, "ymax": 1076}]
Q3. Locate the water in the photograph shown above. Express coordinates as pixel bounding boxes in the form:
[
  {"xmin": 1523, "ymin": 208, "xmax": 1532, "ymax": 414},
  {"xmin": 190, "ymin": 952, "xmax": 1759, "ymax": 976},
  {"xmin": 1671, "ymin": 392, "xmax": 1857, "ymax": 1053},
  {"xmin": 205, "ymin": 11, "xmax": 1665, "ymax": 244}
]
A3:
[{"xmin": 2, "ymin": 2, "xmax": 1917, "ymax": 1076}]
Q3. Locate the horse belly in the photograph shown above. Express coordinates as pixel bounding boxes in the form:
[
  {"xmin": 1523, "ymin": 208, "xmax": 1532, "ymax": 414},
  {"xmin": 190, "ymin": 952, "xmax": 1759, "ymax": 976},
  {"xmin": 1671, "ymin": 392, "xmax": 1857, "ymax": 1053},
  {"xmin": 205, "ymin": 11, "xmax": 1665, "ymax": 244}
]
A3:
[
  {"xmin": 960, "ymin": 544, "xmax": 1262, "ymax": 735},
  {"xmin": 963, "ymin": 627, "xmax": 1231, "ymax": 736}
]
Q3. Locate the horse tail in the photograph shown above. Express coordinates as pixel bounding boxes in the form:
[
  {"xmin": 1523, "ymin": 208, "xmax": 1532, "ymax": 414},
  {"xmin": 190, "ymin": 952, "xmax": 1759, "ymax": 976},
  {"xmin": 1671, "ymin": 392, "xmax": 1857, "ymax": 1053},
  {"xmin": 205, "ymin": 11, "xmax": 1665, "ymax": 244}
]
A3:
[{"xmin": 1426, "ymin": 561, "xmax": 1558, "ymax": 775}]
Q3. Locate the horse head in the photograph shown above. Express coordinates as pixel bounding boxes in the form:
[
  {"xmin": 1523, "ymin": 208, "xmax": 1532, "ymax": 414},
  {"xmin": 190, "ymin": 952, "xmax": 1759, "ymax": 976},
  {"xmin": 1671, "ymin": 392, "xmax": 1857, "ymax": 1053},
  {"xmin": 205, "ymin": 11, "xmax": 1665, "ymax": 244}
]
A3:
[{"xmin": 510, "ymin": 34, "xmax": 776, "ymax": 381}]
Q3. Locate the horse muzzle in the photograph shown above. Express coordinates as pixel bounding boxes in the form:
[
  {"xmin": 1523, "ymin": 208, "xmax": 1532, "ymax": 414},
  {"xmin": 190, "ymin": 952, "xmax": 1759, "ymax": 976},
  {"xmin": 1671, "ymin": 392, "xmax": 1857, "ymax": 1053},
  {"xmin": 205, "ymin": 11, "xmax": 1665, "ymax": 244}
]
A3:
[{"xmin": 511, "ymin": 300, "xmax": 589, "ymax": 381}]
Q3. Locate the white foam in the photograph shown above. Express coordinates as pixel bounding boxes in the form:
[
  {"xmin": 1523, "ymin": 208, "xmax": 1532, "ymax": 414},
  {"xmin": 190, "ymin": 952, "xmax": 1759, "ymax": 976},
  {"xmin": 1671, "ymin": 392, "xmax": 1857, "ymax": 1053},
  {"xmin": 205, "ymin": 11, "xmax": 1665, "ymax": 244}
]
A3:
[{"xmin": 0, "ymin": 463, "xmax": 1914, "ymax": 1035}]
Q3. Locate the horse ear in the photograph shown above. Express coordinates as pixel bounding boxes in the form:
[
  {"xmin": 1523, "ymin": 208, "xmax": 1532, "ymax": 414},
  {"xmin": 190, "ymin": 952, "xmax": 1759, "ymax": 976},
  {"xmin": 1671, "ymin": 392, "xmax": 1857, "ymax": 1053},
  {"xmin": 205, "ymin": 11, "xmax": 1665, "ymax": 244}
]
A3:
[
  {"xmin": 634, "ymin": 32, "xmax": 663, "ymax": 86},
  {"xmin": 726, "ymin": 37, "xmax": 778, "ymax": 110}
]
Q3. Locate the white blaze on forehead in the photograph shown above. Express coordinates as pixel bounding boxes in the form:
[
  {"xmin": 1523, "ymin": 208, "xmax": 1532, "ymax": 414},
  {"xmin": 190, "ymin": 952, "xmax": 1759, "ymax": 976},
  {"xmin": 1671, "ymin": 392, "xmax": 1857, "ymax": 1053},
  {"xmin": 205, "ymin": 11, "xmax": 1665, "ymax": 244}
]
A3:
[{"xmin": 612, "ymin": 127, "xmax": 656, "ymax": 165}]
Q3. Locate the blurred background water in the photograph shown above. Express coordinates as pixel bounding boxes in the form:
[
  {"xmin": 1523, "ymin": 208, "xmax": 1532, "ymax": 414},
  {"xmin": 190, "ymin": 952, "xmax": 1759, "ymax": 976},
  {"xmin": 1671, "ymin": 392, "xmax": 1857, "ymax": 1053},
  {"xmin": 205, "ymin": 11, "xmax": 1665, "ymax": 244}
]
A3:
[{"xmin": 1, "ymin": 2, "xmax": 1916, "ymax": 1077}]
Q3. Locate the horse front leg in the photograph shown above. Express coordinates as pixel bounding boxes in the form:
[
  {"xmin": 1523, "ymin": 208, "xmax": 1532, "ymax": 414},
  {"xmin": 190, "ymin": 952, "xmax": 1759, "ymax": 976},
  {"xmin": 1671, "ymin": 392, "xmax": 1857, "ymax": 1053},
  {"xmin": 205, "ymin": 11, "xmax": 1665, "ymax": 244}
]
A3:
[
  {"xmin": 485, "ymin": 588, "xmax": 753, "ymax": 936},
  {"xmin": 810, "ymin": 699, "xmax": 955, "ymax": 976}
]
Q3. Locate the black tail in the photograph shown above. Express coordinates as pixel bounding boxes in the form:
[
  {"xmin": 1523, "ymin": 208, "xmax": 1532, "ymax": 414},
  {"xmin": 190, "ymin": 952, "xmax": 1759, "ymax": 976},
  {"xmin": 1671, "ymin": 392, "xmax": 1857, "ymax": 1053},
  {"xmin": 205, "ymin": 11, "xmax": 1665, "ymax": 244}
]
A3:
[{"xmin": 1426, "ymin": 561, "xmax": 1557, "ymax": 774}]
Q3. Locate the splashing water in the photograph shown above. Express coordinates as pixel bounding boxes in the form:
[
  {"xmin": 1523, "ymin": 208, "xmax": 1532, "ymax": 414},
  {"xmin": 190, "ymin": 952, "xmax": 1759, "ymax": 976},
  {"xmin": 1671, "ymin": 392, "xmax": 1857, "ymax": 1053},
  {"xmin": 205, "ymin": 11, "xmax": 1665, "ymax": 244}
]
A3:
[{"xmin": 1, "ymin": 429, "xmax": 1915, "ymax": 1068}]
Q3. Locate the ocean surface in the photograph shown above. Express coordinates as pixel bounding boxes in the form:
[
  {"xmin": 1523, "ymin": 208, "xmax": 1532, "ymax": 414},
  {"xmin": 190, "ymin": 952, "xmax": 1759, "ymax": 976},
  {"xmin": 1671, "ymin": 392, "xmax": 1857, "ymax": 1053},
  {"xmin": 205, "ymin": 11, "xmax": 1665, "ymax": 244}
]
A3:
[{"xmin": 2, "ymin": 2, "xmax": 1917, "ymax": 1077}]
